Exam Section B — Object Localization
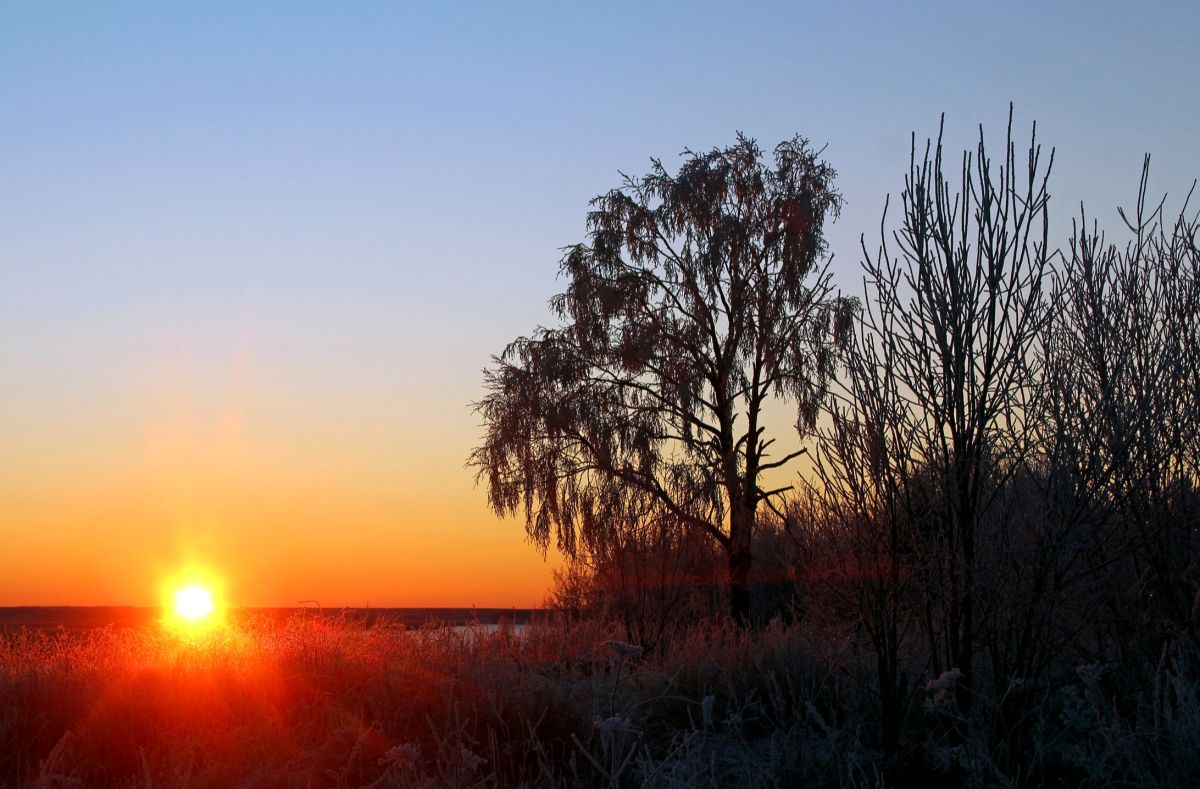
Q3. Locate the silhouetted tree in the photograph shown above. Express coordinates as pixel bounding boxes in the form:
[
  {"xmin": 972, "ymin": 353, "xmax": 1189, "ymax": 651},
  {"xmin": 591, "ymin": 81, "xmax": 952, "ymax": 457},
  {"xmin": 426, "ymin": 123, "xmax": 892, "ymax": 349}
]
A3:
[
  {"xmin": 824, "ymin": 110, "xmax": 1054, "ymax": 724},
  {"xmin": 1046, "ymin": 159, "xmax": 1200, "ymax": 651},
  {"xmin": 471, "ymin": 135, "xmax": 852, "ymax": 625}
]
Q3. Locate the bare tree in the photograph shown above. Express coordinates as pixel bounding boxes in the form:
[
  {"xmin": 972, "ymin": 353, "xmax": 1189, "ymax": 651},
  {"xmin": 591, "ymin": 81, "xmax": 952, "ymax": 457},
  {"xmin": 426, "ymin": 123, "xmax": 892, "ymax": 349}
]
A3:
[
  {"xmin": 1047, "ymin": 160, "xmax": 1200, "ymax": 650},
  {"xmin": 831, "ymin": 109, "xmax": 1054, "ymax": 718},
  {"xmin": 805, "ymin": 297, "xmax": 925, "ymax": 753},
  {"xmin": 805, "ymin": 125, "xmax": 1199, "ymax": 767},
  {"xmin": 470, "ymin": 135, "xmax": 852, "ymax": 625}
]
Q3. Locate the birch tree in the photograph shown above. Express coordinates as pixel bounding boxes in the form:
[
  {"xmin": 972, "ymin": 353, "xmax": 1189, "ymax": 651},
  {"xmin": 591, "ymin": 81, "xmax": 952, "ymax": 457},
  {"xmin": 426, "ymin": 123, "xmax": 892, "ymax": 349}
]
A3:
[{"xmin": 471, "ymin": 135, "xmax": 851, "ymax": 625}]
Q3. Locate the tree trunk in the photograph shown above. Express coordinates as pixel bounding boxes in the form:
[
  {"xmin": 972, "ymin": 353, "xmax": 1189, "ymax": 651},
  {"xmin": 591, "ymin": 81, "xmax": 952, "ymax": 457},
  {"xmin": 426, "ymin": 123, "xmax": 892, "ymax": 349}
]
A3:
[
  {"xmin": 879, "ymin": 654, "xmax": 905, "ymax": 756},
  {"xmin": 729, "ymin": 546, "xmax": 753, "ymax": 627},
  {"xmin": 954, "ymin": 473, "xmax": 976, "ymax": 716}
]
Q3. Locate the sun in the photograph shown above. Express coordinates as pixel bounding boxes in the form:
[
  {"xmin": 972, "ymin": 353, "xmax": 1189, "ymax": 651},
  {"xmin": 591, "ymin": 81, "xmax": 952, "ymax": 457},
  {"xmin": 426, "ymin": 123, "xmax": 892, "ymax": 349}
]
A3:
[
  {"xmin": 161, "ymin": 568, "xmax": 225, "ymax": 631},
  {"xmin": 175, "ymin": 585, "xmax": 215, "ymax": 621}
]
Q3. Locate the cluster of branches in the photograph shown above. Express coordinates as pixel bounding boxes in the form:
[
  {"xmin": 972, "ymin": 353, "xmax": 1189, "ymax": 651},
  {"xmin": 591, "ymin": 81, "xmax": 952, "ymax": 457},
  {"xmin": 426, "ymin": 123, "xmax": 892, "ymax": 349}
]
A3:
[{"xmin": 802, "ymin": 110, "xmax": 1200, "ymax": 766}]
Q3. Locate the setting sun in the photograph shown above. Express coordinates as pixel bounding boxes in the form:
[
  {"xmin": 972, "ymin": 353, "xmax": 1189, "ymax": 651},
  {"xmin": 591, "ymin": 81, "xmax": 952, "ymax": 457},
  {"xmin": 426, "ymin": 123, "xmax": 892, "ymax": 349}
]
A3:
[
  {"xmin": 161, "ymin": 568, "xmax": 225, "ymax": 630},
  {"xmin": 174, "ymin": 585, "xmax": 214, "ymax": 621}
]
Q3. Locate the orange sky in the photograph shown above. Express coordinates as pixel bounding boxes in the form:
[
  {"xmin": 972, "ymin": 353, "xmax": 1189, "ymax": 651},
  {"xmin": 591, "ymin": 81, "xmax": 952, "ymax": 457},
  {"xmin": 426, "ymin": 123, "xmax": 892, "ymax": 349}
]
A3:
[{"xmin": 0, "ymin": 339, "xmax": 556, "ymax": 607}]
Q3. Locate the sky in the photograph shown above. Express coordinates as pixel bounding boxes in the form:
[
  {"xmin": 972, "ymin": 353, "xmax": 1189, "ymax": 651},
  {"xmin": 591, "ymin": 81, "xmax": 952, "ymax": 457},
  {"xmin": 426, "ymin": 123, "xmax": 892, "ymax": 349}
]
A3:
[{"xmin": 2, "ymin": 1, "xmax": 1197, "ymax": 607}]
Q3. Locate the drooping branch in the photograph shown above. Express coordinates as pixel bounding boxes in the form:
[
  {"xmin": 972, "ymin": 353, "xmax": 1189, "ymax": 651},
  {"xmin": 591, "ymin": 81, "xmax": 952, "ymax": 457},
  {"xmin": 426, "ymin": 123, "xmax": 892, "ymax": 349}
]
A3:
[{"xmin": 471, "ymin": 134, "xmax": 851, "ymax": 623}]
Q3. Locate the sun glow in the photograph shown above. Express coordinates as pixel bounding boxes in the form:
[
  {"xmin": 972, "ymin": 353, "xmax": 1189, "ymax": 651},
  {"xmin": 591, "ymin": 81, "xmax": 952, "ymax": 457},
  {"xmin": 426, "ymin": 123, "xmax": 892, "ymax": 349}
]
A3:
[
  {"xmin": 162, "ymin": 568, "xmax": 225, "ymax": 630},
  {"xmin": 175, "ymin": 585, "xmax": 214, "ymax": 620}
]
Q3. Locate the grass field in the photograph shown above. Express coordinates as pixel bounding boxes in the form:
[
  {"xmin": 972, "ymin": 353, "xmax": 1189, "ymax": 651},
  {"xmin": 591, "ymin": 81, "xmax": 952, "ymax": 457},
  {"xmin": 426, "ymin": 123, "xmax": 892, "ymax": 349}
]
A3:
[
  {"xmin": 2, "ymin": 612, "xmax": 1197, "ymax": 787},
  {"xmin": 1, "ymin": 613, "xmax": 854, "ymax": 788}
]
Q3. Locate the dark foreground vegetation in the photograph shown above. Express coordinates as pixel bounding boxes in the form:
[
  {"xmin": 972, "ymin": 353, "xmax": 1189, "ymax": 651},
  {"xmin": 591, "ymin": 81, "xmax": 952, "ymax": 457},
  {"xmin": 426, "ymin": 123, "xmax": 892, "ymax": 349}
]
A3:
[{"xmin": 1, "ymin": 612, "xmax": 1196, "ymax": 787}]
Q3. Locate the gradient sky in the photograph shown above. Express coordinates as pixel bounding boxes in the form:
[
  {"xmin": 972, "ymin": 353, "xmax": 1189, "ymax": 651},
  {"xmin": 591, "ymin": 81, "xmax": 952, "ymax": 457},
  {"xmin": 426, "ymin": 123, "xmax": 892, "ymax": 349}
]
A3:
[{"xmin": 2, "ymin": 2, "xmax": 1197, "ymax": 607}]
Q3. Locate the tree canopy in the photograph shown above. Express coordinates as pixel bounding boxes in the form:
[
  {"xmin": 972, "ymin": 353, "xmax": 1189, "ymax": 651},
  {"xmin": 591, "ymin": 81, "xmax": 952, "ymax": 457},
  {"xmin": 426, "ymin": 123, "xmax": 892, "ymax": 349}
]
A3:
[{"xmin": 471, "ymin": 134, "xmax": 852, "ymax": 623}]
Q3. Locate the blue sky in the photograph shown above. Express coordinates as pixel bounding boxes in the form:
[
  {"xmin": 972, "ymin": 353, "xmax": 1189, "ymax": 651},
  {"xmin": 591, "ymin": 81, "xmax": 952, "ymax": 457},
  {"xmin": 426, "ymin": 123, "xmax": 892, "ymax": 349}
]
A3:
[{"xmin": 2, "ymin": 1, "xmax": 1197, "ymax": 605}]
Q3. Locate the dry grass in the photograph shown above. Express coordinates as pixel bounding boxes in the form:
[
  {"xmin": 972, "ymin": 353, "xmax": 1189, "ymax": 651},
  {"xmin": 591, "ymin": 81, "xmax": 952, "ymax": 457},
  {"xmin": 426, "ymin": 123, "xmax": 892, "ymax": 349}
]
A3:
[
  {"xmin": 1, "ymin": 614, "xmax": 1196, "ymax": 787},
  {"xmin": 0, "ymin": 615, "xmax": 847, "ymax": 788}
]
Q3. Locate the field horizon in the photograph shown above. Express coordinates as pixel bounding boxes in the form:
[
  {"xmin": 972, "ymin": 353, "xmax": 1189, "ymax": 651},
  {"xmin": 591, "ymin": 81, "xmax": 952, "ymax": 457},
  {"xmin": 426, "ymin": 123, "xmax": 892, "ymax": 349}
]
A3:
[{"xmin": 0, "ymin": 605, "xmax": 540, "ymax": 634}]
